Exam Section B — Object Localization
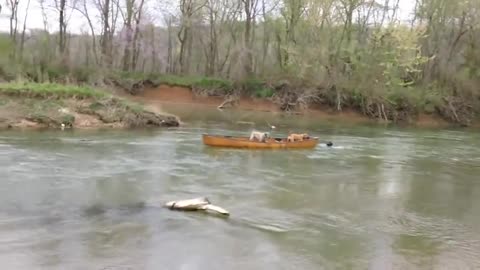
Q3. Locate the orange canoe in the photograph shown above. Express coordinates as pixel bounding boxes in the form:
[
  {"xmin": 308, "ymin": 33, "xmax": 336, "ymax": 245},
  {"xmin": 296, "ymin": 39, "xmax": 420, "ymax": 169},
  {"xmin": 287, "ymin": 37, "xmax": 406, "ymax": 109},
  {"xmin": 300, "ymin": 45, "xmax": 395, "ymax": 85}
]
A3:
[{"xmin": 202, "ymin": 134, "xmax": 320, "ymax": 149}]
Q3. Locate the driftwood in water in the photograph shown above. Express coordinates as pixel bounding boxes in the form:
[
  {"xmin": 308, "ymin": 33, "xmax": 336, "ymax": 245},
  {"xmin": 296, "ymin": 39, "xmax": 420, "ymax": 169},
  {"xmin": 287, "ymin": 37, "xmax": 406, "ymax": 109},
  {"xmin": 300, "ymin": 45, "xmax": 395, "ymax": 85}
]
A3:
[
  {"xmin": 217, "ymin": 95, "xmax": 239, "ymax": 109},
  {"xmin": 164, "ymin": 197, "xmax": 230, "ymax": 216}
]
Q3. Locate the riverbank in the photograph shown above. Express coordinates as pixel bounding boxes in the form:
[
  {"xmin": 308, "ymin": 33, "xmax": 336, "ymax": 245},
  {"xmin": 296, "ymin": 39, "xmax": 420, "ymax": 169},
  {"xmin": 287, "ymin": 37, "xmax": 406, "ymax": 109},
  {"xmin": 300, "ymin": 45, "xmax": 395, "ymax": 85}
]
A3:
[
  {"xmin": 0, "ymin": 82, "xmax": 180, "ymax": 130},
  {"xmin": 105, "ymin": 72, "xmax": 479, "ymax": 128},
  {"xmin": 1, "ymin": 77, "xmax": 476, "ymax": 130},
  {"xmin": 131, "ymin": 83, "xmax": 452, "ymax": 129}
]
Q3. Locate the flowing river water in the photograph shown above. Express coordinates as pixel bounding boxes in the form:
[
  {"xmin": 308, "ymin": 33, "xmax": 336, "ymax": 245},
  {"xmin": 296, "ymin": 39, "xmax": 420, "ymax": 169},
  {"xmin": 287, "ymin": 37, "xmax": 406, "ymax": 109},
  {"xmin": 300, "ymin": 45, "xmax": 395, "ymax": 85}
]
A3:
[{"xmin": 1, "ymin": 106, "xmax": 480, "ymax": 270}]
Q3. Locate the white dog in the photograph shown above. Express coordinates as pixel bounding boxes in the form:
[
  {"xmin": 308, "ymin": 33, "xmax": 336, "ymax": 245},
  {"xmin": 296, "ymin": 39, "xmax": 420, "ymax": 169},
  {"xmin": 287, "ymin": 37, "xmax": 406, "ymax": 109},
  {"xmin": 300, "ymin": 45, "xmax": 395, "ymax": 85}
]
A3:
[{"xmin": 249, "ymin": 131, "xmax": 269, "ymax": 142}]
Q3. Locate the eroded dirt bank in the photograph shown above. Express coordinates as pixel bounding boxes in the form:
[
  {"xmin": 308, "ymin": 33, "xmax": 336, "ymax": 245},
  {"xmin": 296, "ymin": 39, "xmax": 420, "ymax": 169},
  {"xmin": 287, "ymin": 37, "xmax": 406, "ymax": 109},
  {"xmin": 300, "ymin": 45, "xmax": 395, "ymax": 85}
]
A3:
[{"xmin": 132, "ymin": 84, "xmax": 452, "ymax": 128}]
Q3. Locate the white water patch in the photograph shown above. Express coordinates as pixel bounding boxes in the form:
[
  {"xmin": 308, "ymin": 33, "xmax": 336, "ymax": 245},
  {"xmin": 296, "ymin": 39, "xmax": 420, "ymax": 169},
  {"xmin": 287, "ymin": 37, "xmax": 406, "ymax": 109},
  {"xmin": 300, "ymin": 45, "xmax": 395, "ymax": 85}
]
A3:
[
  {"xmin": 249, "ymin": 223, "xmax": 291, "ymax": 233},
  {"xmin": 329, "ymin": 145, "xmax": 347, "ymax": 149}
]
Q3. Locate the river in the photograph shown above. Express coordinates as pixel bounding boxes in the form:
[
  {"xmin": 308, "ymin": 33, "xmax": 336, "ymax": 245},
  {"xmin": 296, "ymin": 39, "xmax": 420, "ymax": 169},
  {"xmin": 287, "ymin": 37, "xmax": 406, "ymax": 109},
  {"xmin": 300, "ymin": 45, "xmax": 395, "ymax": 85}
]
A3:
[{"xmin": 1, "ymin": 107, "xmax": 480, "ymax": 270}]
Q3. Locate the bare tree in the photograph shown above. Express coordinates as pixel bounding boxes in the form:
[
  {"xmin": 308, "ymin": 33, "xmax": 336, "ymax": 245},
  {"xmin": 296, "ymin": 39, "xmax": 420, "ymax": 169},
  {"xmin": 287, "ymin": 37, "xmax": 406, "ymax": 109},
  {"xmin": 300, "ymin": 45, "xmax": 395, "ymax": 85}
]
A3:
[
  {"xmin": 240, "ymin": 0, "xmax": 260, "ymax": 77},
  {"xmin": 177, "ymin": 0, "xmax": 206, "ymax": 74},
  {"xmin": 130, "ymin": 0, "xmax": 146, "ymax": 70},
  {"xmin": 6, "ymin": 0, "xmax": 20, "ymax": 44},
  {"xmin": 96, "ymin": 0, "xmax": 119, "ymax": 67},
  {"xmin": 19, "ymin": 0, "xmax": 31, "ymax": 60},
  {"xmin": 55, "ymin": 0, "xmax": 67, "ymax": 53},
  {"xmin": 200, "ymin": 0, "xmax": 236, "ymax": 76},
  {"xmin": 74, "ymin": 0, "xmax": 99, "ymax": 64}
]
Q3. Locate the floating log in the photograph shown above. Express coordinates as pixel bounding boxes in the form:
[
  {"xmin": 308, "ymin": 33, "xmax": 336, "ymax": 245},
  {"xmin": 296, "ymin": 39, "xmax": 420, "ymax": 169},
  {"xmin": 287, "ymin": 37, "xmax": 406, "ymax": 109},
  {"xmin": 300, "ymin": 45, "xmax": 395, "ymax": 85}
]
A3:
[
  {"xmin": 198, "ymin": 204, "xmax": 230, "ymax": 215},
  {"xmin": 165, "ymin": 197, "xmax": 230, "ymax": 216}
]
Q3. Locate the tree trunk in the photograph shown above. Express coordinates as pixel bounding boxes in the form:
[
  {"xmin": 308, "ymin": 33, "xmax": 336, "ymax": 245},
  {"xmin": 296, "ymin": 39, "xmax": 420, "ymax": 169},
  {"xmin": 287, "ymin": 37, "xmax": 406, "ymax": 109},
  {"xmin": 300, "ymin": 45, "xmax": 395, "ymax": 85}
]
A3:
[
  {"xmin": 178, "ymin": 25, "xmax": 189, "ymax": 74},
  {"xmin": 206, "ymin": 1, "xmax": 217, "ymax": 76},
  {"xmin": 58, "ymin": 0, "xmax": 66, "ymax": 54},
  {"xmin": 131, "ymin": 0, "xmax": 145, "ymax": 71},
  {"xmin": 261, "ymin": 0, "xmax": 268, "ymax": 74},
  {"xmin": 9, "ymin": 0, "xmax": 20, "ymax": 43},
  {"xmin": 122, "ymin": 0, "xmax": 135, "ymax": 71},
  {"xmin": 150, "ymin": 25, "xmax": 157, "ymax": 72},
  {"xmin": 19, "ymin": 0, "xmax": 31, "ymax": 61},
  {"xmin": 242, "ymin": 0, "xmax": 254, "ymax": 77},
  {"xmin": 166, "ymin": 17, "xmax": 174, "ymax": 73},
  {"xmin": 100, "ymin": 0, "xmax": 111, "ymax": 67},
  {"xmin": 177, "ymin": 0, "xmax": 200, "ymax": 74}
]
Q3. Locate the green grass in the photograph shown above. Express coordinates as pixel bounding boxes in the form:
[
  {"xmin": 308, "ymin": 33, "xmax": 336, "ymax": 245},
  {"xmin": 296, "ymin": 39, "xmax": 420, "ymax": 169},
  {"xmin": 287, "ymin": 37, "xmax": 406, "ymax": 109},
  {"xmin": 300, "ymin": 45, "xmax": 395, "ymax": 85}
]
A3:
[
  {"xmin": 114, "ymin": 71, "xmax": 231, "ymax": 88},
  {"xmin": 192, "ymin": 77, "xmax": 233, "ymax": 92},
  {"xmin": 0, "ymin": 82, "xmax": 107, "ymax": 99},
  {"xmin": 0, "ymin": 82, "xmax": 146, "ymax": 113},
  {"xmin": 120, "ymin": 100, "xmax": 145, "ymax": 113},
  {"xmin": 240, "ymin": 78, "xmax": 275, "ymax": 98},
  {"xmin": 155, "ymin": 74, "xmax": 207, "ymax": 87},
  {"xmin": 111, "ymin": 71, "xmax": 196, "ymax": 87}
]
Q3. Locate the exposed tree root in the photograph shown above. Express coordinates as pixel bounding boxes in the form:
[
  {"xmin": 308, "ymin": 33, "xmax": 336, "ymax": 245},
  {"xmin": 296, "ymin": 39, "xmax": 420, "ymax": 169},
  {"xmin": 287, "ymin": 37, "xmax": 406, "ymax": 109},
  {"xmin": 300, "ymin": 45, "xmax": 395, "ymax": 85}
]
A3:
[{"xmin": 437, "ymin": 97, "xmax": 474, "ymax": 126}]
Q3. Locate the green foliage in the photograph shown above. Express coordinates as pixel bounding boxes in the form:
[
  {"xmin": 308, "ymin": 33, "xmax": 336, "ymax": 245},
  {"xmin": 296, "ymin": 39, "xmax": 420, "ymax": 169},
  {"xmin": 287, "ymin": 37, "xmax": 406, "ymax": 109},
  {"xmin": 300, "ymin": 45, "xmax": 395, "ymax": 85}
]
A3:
[
  {"xmin": 61, "ymin": 114, "xmax": 76, "ymax": 126},
  {"xmin": 155, "ymin": 74, "xmax": 205, "ymax": 87},
  {"xmin": 110, "ymin": 71, "xmax": 230, "ymax": 91},
  {"xmin": 119, "ymin": 99, "xmax": 145, "ymax": 113},
  {"xmin": 86, "ymin": 97, "xmax": 143, "ymax": 113},
  {"xmin": 112, "ymin": 70, "xmax": 152, "ymax": 81},
  {"xmin": 0, "ymin": 82, "xmax": 106, "ymax": 99},
  {"xmin": 45, "ymin": 64, "xmax": 70, "ymax": 81},
  {"xmin": 0, "ymin": 36, "xmax": 16, "ymax": 81},
  {"xmin": 70, "ymin": 67, "xmax": 98, "ymax": 83},
  {"xmin": 255, "ymin": 87, "xmax": 275, "ymax": 98},
  {"xmin": 240, "ymin": 78, "xmax": 274, "ymax": 98},
  {"xmin": 0, "ymin": 66, "xmax": 16, "ymax": 81},
  {"xmin": 192, "ymin": 77, "xmax": 233, "ymax": 92}
]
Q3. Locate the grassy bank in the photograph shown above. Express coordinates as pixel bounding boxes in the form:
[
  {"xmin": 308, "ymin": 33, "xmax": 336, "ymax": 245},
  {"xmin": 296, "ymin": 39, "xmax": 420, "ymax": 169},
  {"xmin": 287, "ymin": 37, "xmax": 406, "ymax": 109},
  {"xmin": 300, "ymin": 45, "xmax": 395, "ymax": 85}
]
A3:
[{"xmin": 0, "ymin": 82, "xmax": 180, "ymax": 129}]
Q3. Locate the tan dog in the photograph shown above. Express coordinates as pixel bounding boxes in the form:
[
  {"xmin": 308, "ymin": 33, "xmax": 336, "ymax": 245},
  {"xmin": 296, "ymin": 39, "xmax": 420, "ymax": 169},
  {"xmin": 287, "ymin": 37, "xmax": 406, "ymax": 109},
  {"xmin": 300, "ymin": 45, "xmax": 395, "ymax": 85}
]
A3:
[
  {"xmin": 287, "ymin": 133, "xmax": 309, "ymax": 142},
  {"xmin": 249, "ymin": 131, "xmax": 269, "ymax": 142}
]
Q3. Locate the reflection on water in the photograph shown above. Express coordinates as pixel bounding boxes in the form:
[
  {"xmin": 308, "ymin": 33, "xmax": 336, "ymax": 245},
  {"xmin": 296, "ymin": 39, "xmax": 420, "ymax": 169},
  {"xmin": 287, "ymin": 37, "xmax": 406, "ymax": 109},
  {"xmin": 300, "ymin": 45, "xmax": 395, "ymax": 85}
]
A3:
[{"xmin": 1, "ymin": 109, "xmax": 480, "ymax": 270}]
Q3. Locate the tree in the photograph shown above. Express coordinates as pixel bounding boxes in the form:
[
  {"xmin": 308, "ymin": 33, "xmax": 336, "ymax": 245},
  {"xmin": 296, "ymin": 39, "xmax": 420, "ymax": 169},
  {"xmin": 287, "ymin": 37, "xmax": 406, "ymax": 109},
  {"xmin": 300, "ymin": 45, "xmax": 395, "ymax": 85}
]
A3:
[
  {"xmin": 240, "ymin": 0, "xmax": 259, "ymax": 77},
  {"xmin": 19, "ymin": 0, "xmax": 32, "ymax": 60},
  {"xmin": 6, "ymin": 0, "xmax": 20, "ymax": 45},
  {"xmin": 74, "ymin": 0, "xmax": 99, "ymax": 64},
  {"xmin": 177, "ymin": 0, "xmax": 205, "ymax": 74},
  {"xmin": 57, "ymin": 0, "xmax": 67, "ymax": 53}
]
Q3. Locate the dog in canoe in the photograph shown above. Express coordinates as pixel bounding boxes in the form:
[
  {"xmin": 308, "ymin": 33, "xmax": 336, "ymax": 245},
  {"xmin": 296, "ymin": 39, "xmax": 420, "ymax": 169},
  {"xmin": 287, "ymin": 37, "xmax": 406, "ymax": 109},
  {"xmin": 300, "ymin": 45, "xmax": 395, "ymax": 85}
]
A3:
[
  {"xmin": 249, "ymin": 131, "xmax": 269, "ymax": 142},
  {"xmin": 287, "ymin": 133, "xmax": 310, "ymax": 142}
]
